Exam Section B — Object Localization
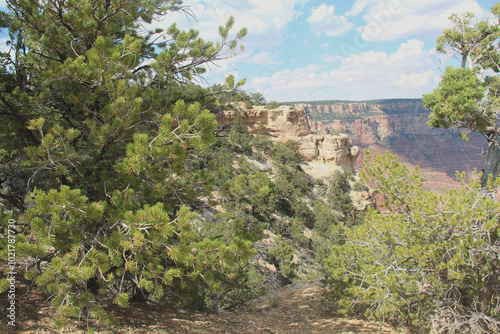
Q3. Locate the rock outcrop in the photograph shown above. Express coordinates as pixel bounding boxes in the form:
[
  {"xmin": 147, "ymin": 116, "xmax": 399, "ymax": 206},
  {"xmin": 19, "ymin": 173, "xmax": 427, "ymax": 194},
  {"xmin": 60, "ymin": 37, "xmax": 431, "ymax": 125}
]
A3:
[
  {"xmin": 216, "ymin": 105, "xmax": 360, "ymax": 174},
  {"xmin": 216, "ymin": 98, "xmax": 485, "ymax": 189},
  {"xmin": 215, "ymin": 105, "xmax": 311, "ymax": 139},
  {"xmin": 295, "ymin": 134, "xmax": 359, "ymax": 170}
]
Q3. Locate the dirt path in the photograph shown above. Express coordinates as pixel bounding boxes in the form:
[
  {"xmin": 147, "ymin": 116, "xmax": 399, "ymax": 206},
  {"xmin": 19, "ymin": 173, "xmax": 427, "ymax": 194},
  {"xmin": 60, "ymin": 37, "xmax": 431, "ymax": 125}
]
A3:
[{"xmin": 3, "ymin": 277, "xmax": 409, "ymax": 334}]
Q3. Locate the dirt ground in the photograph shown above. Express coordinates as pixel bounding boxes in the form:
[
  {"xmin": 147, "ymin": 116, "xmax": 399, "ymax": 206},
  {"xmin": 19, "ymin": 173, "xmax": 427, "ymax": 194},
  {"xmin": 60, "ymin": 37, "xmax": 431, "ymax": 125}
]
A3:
[{"xmin": 2, "ymin": 276, "xmax": 410, "ymax": 334}]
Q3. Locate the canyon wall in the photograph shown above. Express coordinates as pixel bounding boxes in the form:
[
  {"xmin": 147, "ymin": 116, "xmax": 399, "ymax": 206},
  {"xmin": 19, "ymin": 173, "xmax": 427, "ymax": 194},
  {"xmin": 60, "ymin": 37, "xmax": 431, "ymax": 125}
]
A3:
[
  {"xmin": 296, "ymin": 99, "xmax": 487, "ymax": 188},
  {"xmin": 215, "ymin": 105, "xmax": 360, "ymax": 174},
  {"xmin": 216, "ymin": 99, "xmax": 488, "ymax": 189}
]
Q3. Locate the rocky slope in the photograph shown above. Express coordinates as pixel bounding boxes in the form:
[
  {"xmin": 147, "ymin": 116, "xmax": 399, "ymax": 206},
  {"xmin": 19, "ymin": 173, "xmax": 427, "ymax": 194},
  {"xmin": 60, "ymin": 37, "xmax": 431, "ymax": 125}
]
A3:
[
  {"xmin": 216, "ymin": 99, "xmax": 487, "ymax": 190},
  {"xmin": 295, "ymin": 99, "xmax": 487, "ymax": 189}
]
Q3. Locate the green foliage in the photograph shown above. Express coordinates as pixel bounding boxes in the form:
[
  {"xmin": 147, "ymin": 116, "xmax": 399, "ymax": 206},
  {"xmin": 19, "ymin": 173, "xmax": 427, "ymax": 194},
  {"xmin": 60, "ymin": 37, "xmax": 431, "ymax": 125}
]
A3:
[
  {"xmin": 435, "ymin": 11, "xmax": 500, "ymax": 70},
  {"xmin": 252, "ymin": 133, "xmax": 274, "ymax": 154},
  {"xmin": 272, "ymin": 141, "xmax": 301, "ymax": 167},
  {"xmin": 310, "ymin": 172, "xmax": 355, "ymax": 264},
  {"xmin": 287, "ymin": 218, "xmax": 310, "ymax": 247},
  {"xmin": 0, "ymin": 1, "xmax": 366, "ymax": 322},
  {"xmin": 233, "ymin": 172, "xmax": 276, "ymax": 215},
  {"xmin": 424, "ymin": 5, "xmax": 500, "ymax": 183},
  {"xmin": 250, "ymin": 92, "xmax": 266, "ymax": 106},
  {"xmin": 209, "ymin": 74, "xmax": 248, "ymax": 110},
  {"xmin": 424, "ymin": 67, "xmax": 485, "ymax": 131},
  {"xmin": 351, "ymin": 180, "xmax": 369, "ymax": 192},
  {"xmin": 19, "ymin": 185, "xmax": 256, "ymax": 315},
  {"xmin": 229, "ymin": 112, "xmax": 252, "ymax": 154},
  {"xmin": 206, "ymin": 211, "xmax": 264, "ymax": 243},
  {"xmin": 0, "ymin": 0, "xmax": 256, "ymax": 327},
  {"xmin": 266, "ymin": 235, "xmax": 297, "ymax": 279},
  {"xmin": 198, "ymin": 131, "xmax": 330, "ymax": 290},
  {"xmin": 271, "ymin": 142, "xmax": 314, "ymax": 224},
  {"xmin": 265, "ymin": 101, "xmax": 280, "ymax": 109},
  {"xmin": 244, "ymin": 100, "xmax": 253, "ymax": 109},
  {"xmin": 324, "ymin": 152, "xmax": 500, "ymax": 333},
  {"xmin": 327, "ymin": 170, "xmax": 353, "ymax": 217},
  {"xmin": 312, "ymin": 201, "xmax": 342, "ymax": 235}
]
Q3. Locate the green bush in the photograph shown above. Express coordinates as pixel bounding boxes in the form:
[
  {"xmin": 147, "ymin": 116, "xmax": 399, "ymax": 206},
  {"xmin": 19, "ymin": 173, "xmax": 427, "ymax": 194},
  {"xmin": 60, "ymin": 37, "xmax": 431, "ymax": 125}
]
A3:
[
  {"xmin": 328, "ymin": 170, "xmax": 354, "ymax": 217},
  {"xmin": 265, "ymin": 101, "xmax": 280, "ymax": 109},
  {"xmin": 0, "ymin": 0, "xmax": 253, "ymax": 326},
  {"xmin": 229, "ymin": 113, "xmax": 253, "ymax": 155},
  {"xmin": 312, "ymin": 201, "xmax": 342, "ymax": 235},
  {"xmin": 324, "ymin": 152, "xmax": 500, "ymax": 333},
  {"xmin": 266, "ymin": 235, "xmax": 297, "ymax": 279}
]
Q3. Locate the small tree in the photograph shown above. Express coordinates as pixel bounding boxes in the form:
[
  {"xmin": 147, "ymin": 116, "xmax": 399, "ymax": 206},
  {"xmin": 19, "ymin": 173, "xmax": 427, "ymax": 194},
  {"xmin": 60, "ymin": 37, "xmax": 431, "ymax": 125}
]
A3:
[
  {"xmin": 324, "ymin": 152, "xmax": 500, "ymax": 333},
  {"xmin": 250, "ymin": 92, "xmax": 266, "ymax": 106},
  {"xmin": 423, "ymin": 5, "xmax": 500, "ymax": 184},
  {"xmin": 266, "ymin": 235, "xmax": 297, "ymax": 279},
  {"xmin": 328, "ymin": 170, "xmax": 354, "ymax": 218}
]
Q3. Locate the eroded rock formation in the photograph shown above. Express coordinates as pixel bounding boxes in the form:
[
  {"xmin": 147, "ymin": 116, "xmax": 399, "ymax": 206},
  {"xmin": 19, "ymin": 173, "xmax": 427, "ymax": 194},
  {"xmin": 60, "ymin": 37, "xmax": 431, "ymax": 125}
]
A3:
[
  {"xmin": 295, "ymin": 134, "xmax": 359, "ymax": 170},
  {"xmin": 215, "ymin": 105, "xmax": 311, "ymax": 139},
  {"xmin": 216, "ymin": 105, "xmax": 360, "ymax": 173}
]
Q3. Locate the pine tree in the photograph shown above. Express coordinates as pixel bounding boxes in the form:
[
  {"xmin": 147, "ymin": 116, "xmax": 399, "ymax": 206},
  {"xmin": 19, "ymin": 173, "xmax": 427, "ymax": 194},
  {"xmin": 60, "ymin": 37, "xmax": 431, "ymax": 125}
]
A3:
[
  {"xmin": 423, "ymin": 4, "xmax": 500, "ymax": 184},
  {"xmin": 0, "ymin": 0, "xmax": 253, "ymax": 326}
]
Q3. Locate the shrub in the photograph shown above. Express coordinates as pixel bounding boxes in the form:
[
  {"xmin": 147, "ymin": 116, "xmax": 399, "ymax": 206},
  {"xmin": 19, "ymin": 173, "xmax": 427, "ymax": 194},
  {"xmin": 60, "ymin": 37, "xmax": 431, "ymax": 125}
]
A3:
[
  {"xmin": 324, "ymin": 152, "xmax": 500, "ymax": 333},
  {"xmin": 265, "ymin": 101, "xmax": 280, "ymax": 109}
]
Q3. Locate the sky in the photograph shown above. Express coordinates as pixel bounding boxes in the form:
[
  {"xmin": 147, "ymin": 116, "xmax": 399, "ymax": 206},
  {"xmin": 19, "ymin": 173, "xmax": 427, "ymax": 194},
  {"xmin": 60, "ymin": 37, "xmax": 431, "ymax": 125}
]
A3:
[
  {"xmin": 158, "ymin": 0, "xmax": 499, "ymax": 102},
  {"xmin": 0, "ymin": 0, "xmax": 498, "ymax": 102}
]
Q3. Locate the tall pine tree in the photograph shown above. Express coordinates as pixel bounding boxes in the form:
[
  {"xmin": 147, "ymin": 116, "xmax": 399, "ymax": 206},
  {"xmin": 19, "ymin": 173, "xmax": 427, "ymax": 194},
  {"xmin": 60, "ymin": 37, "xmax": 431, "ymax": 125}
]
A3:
[{"xmin": 0, "ymin": 0, "xmax": 252, "ymax": 326}]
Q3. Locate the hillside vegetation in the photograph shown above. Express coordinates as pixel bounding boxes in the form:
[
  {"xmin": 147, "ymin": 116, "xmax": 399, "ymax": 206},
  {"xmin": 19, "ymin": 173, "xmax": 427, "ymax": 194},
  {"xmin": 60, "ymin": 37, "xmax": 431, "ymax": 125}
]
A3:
[
  {"xmin": 0, "ymin": 1, "xmax": 499, "ymax": 334},
  {"xmin": 0, "ymin": 0, "xmax": 364, "ymax": 328}
]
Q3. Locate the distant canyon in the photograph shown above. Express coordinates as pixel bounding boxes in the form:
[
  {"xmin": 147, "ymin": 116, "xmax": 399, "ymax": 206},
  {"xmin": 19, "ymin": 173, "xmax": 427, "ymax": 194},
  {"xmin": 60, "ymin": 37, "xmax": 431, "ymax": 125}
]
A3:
[
  {"xmin": 296, "ymin": 99, "xmax": 487, "ymax": 190},
  {"xmin": 216, "ymin": 99, "xmax": 487, "ymax": 191}
]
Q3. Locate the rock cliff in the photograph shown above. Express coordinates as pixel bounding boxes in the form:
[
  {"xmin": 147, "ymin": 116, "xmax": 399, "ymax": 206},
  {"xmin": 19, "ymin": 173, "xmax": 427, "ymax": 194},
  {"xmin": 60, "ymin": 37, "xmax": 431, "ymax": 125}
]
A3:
[
  {"xmin": 215, "ymin": 105, "xmax": 311, "ymax": 139},
  {"xmin": 215, "ymin": 105, "xmax": 360, "ymax": 174},
  {"xmin": 295, "ymin": 134, "xmax": 359, "ymax": 170},
  {"xmin": 216, "ymin": 99, "xmax": 487, "ymax": 190},
  {"xmin": 297, "ymin": 99, "xmax": 487, "ymax": 189}
]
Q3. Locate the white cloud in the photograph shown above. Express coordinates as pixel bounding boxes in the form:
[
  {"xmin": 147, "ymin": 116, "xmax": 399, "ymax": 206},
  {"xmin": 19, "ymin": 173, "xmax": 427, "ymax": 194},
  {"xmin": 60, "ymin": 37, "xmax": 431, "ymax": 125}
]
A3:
[
  {"xmin": 249, "ymin": 51, "xmax": 281, "ymax": 65},
  {"xmin": 248, "ymin": 39, "xmax": 440, "ymax": 101},
  {"xmin": 389, "ymin": 39, "xmax": 434, "ymax": 66},
  {"xmin": 151, "ymin": 0, "xmax": 309, "ymax": 50},
  {"xmin": 308, "ymin": 4, "xmax": 336, "ymax": 22},
  {"xmin": 321, "ymin": 55, "xmax": 341, "ymax": 62},
  {"xmin": 307, "ymin": 4, "xmax": 356, "ymax": 36},
  {"xmin": 393, "ymin": 70, "xmax": 437, "ymax": 88},
  {"xmin": 346, "ymin": 0, "xmax": 379, "ymax": 16},
  {"xmin": 353, "ymin": 0, "xmax": 489, "ymax": 41},
  {"xmin": 141, "ymin": 0, "xmax": 310, "ymax": 85}
]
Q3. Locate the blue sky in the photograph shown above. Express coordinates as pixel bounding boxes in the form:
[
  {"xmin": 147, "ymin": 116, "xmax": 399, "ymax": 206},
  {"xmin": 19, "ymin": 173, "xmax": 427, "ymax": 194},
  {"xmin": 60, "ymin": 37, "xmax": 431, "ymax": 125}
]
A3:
[
  {"xmin": 0, "ymin": 0, "xmax": 498, "ymax": 102},
  {"xmin": 160, "ymin": 0, "xmax": 498, "ymax": 102}
]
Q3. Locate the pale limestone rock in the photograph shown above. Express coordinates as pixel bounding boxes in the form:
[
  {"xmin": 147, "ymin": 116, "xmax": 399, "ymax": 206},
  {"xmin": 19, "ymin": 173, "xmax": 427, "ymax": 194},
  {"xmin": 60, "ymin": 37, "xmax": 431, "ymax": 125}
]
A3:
[
  {"xmin": 295, "ymin": 134, "xmax": 360, "ymax": 172},
  {"xmin": 215, "ymin": 105, "xmax": 310, "ymax": 139},
  {"xmin": 350, "ymin": 190, "xmax": 373, "ymax": 211},
  {"xmin": 216, "ymin": 104, "xmax": 360, "ymax": 174}
]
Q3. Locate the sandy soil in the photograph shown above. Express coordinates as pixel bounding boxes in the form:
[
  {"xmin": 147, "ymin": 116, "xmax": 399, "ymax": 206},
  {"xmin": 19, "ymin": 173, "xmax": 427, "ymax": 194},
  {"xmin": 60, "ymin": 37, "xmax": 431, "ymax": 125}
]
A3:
[{"xmin": 2, "ymin": 275, "xmax": 410, "ymax": 334}]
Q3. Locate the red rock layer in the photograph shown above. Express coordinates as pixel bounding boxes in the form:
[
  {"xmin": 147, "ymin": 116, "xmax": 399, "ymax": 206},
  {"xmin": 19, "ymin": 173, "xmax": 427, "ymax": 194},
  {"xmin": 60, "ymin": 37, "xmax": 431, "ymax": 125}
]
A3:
[{"xmin": 301, "ymin": 100, "xmax": 487, "ymax": 181}]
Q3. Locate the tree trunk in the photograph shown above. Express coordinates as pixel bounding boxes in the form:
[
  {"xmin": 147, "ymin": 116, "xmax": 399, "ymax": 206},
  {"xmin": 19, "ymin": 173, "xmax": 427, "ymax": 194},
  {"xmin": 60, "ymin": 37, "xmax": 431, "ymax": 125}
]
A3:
[{"xmin": 482, "ymin": 136, "xmax": 500, "ymax": 186}]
